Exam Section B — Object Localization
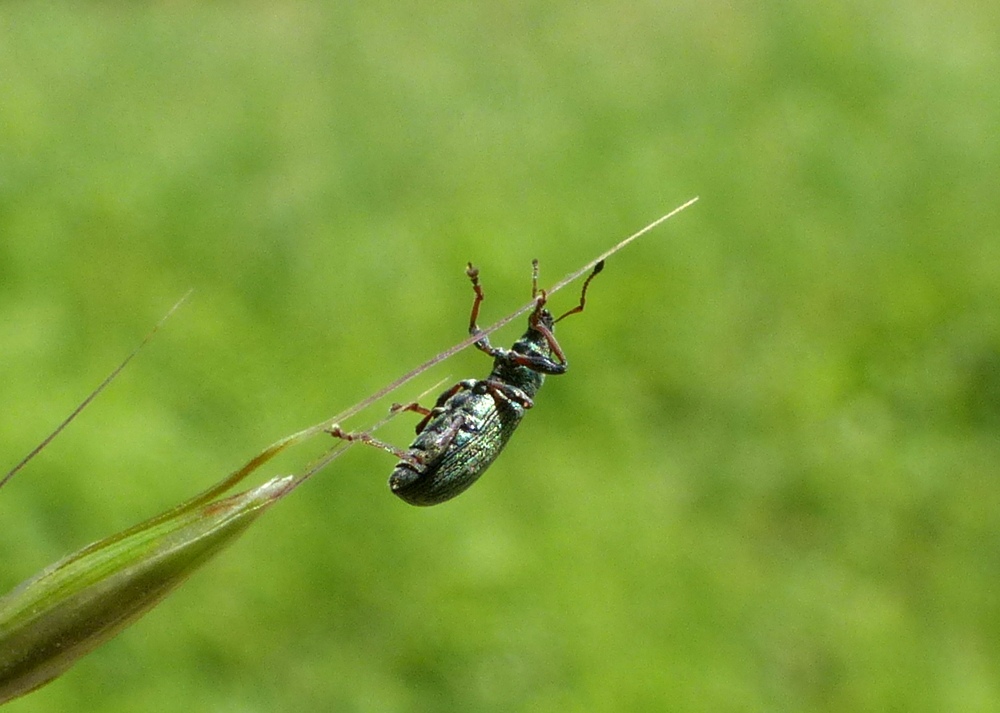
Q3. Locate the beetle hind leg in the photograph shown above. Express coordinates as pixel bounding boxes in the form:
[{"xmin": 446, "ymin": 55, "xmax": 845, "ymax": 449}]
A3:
[{"xmin": 327, "ymin": 425, "xmax": 420, "ymax": 466}]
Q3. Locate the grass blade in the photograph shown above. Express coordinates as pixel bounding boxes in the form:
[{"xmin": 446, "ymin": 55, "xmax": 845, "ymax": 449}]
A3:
[{"xmin": 0, "ymin": 475, "xmax": 294, "ymax": 704}]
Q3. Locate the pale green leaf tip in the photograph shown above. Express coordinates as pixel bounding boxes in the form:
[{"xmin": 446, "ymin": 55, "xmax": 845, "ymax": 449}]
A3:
[{"xmin": 0, "ymin": 475, "xmax": 296, "ymax": 704}]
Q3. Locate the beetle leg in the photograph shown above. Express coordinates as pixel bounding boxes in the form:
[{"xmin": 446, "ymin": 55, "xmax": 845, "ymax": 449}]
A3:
[
  {"xmin": 530, "ymin": 309, "xmax": 568, "ymax": 370},
  {"xmin": 528, "ymin": 262, "xmax": 564, "ymax": 365},
  {"xmin": 415, "ymin": 410, "xmax": 467, "ymax": 462},
  {"xmin": 554, "ymin": 259, "xmax": 605, "ymax": 323},
  {"xmin": 466, "ymin": 262, "xmax": 485, "ymax": 331},
  {"xmin": 525, "ymin": 259, "xmax": 605, "ymax": 370},
  {"xmin": 390, "ymin": 400, "xmax": 437, "ymax": 434},
  {"xmin": 466, "ymin": 262, "xmax": 506, "ymax": 359},
  {"xmin": 492, "ymin": 343, "xmax": 567, "ymax": 376},
  {"xmin": 390, "ymin": 401, "xmax": 432, "ymax": 417},
  {"xmin": 327, "ymin": 425, "xmax": 420, "ymax": 466},
  {"xmin": 431, "ymin": 379, "xmax": 476, "ymax": 408},
  {"xmin": 484, "ymin": 378, "xmax": 535, "ymax": 410},
  {"xmin": 411, "ymin": 379, "xmax": 477, "ymax": 432},
  {"xmin": 436, "ymin": 411, "xmax": 466, "ymax": 450}
]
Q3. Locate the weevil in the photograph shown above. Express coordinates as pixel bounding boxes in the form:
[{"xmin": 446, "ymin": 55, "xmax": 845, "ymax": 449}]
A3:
[{"xmin": 329, "ymin": 259, "xmax": 604, "ymax": 506}]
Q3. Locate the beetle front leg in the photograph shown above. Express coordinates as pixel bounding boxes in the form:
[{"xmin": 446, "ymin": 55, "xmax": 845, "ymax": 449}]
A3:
[
  {"xmin": 466, "ymin": 262, "xmax": 505, "ymax": 359},
  {"xmin": 493, "ymin": 343, "xmax": 567, "ymax": 376},
  {"xmin": 526, "ymin": 258, "xmax": 605, "ymax": 370},
  {"xmin": 553, "ymin": 259, "xmax": 605, "ymax": 323},
  {"xmin": 527, "ymin": 315, "xmax": 568, "ymax": 371}
]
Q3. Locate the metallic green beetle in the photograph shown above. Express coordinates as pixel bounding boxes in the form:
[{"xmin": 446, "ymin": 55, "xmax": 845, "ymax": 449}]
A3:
[{"xmin": 331, "ymin": 259, "xmax": 603, "ymax": 506}]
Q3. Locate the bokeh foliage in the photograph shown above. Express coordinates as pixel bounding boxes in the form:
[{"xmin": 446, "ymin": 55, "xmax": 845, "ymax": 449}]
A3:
[{"xmin": 2, "ymin": 1, "xmax": 999, "ymax": 711}]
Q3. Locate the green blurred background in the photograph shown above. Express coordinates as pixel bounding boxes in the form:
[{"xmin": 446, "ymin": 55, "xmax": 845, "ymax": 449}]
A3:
[{"xmin": 2, "ymin": 2, "xmax": 999, "ymax": 711}]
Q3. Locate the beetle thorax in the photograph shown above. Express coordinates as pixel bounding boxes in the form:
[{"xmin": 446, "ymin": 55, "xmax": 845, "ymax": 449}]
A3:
[{"xmin": 491, "ymin": 324, "xmax": 553, "ymax": 396}]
